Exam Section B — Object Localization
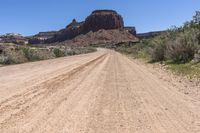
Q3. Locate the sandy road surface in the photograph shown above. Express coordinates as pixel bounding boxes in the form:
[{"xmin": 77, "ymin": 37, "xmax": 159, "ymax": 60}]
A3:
[{"xmin": 0, "ymin": 49, "xmax": 200, "ymax": 133}]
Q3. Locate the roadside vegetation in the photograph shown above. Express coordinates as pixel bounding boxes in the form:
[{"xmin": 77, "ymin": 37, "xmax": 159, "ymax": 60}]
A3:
[
  {"xmin": 116, "ymin": 11, "xmax": 200, "ymax": 78},
  {"xmin": 0, "ymin": 44, "xmax": 96, "ymax": 65}
]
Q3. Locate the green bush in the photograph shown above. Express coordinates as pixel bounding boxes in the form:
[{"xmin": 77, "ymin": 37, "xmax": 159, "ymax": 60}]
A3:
[
  {"xmin": 53, "ymin": 48, "xmax": 65, "ymax": 57},
  {"xmin": 149, "ymin": 37, "xmax": 166, "ymax": 62},
  {"xmin": 19, "ymin": 45, "xmax": 30, "ymax": 58},
  {"xmin": 165, "ymin": 29, "xmax": 199, "ymax": 63}
]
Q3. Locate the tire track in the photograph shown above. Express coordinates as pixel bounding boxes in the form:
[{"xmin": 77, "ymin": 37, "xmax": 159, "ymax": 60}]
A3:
[
  {"xmin": 0, "ymin": 54, "xmax": 107, "ymax": 131},
  {"xmin": 0, "ymin": 49, "xmax": 199, "ymax": 133}
]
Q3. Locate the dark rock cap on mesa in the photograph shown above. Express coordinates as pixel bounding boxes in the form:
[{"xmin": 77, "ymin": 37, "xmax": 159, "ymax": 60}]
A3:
[
  {"xmin": 91, "ymin": 10, "xmax": 118, "ymax": 14},
  {"xmin": 83, "ymin": 10, "xmax": 124, "ymax": 32}
]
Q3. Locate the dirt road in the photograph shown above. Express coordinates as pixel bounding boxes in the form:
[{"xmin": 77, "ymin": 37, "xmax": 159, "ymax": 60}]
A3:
[{"xmin": 0, "ymin": 49, "xmax": 200, "ymax": 133}]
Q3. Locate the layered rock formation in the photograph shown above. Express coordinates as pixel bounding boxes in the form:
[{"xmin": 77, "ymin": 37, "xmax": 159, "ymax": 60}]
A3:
[
  {"xmin": 35, "ymin": 31, "xmax": 57, "ymax": 40},
  {"xmin": 0, "ymin": 33, "xmax": 28, "ymax": 45},
  {"xmin": 83, "ymin": 10, "xmax": 124, "ymax": 32},
  {"xmin": 50, "ymin": 19, "xmax": 84, "ymax": 42},
  {"xmin": 29, "ymin": 10, "xmax": 137, "ymax": 45},
  {"xmin": 46, "ymin": 10, "xmax": 126, "ymax": 43},
  {"xmin": 28, "ymin": 31, "xmax": 57, "ymax": 44},
  {"xmin": 124, "ymin": 27, "xmax": 137, "ymax": 36}
]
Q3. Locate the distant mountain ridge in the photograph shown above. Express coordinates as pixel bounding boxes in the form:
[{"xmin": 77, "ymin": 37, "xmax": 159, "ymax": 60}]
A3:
[{"xmin": 137, "ymin": 31, "xmax": 166, "ymax": 39}]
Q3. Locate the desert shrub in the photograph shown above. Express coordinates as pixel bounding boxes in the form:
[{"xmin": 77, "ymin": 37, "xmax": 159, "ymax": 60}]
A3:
[
  {"xmin": 115, "ymin": 41, "xmax": 150, "ymax": 58},
  {"xmin": 165, "ymin": 29, "xmax": 199, "ymax": 63},
  {"xmin": 0, "ymin": 44, "xmax": 96, "ymax": 65},
  {"xmin": 2, "ymin": 49, "xmax": 28, "ymax": 64},
  {"xmin": 145, "ymin": 25, "xmax": 200, "ymax": 63},
  {"xmin": 151, "ymin": 44, "xmax": 166, "ymax": 62},
  {"xmin": 19, "ymin": 45, "xmax": 30, "ymax": 58},
  {"xmin": 81, "ymin": 47, "xmax": 97, "ymax": 53},
  {"xmin": 115, "ymin": 46, "xmax": 133, "ymax": 54},
  {"xmin": 73, "ymin": 49, "xmax": 81, "ymax": 55},
  {"xmin": 0, "ymin": 55, "xmax": 8, "ymax": 64},
  {"xmin": 116, "ymin": 27, "xmax": 199, "ymax": 63},
  {"xmin": 26, "ymin": 48, "xmax": 55, "ymax": 61},
  {"xmin": 148, "ymin": 36, "xmax": 166, "ymax": 62},
  {"xmin": 66, "ymin": 50, "xmax": 76, "ymax": 56},
  {"xmin": 18, "ymin": 45, "xmax": 55, "ymax": 61},
  {"xmin": 53, "ymin": 48, "xmax": 65, "ymax": 57},
  {"xmin": 65, "ymin": 47, "xmax": 97, "ymax": 56},
  {"xmin": 80, "ymin": 47, "xmax": 97, "ymax": 54}
]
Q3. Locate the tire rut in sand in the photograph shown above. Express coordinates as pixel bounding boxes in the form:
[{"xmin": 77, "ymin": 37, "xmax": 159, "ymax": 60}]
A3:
[
  {"xmin": 0, "ymin": 49, "xmax": 200, "ymax": 133},
  {"xmin": 0, "ymin": 54, "xmax": 107, "ymax": 131}
]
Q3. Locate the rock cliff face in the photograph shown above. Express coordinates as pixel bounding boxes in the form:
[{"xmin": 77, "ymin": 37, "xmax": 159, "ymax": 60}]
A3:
[
  {"xmin": 124, "ymin": 27, "xmax": 137, "ymax": 36},
  {"xmin": 47, "ymin": 10, "xmax": 125, "ymax": 43},
  {"xmin": 29, "ymin": 10, "xmax": 136, "ymax": 44},
  {"xmin": 28, "ymin": 31, "xmax": 57, "ymax": 44},
  {"xmin": 83, "ymin": 10, "xmax": 124, "ymax": 32},
  {"xmin": 51, "ymin": 19, "xmax": 84, "ymax": 42},
  {"xmin": 35, "ymin": 31, "xmax": 57, "ymax": 40}
]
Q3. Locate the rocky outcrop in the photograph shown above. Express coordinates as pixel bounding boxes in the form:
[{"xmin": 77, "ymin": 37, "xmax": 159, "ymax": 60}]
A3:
[
  {"xmin": 124, "ymin": 27, "xmax": 136, "ymax": 36},
  {"xmin": 83, "ymin": 10, "xmax": 124, "ymax": 33},
  {"xmin": 60, "ymin": 29, "xmax": 139, "ymax": 47},
  {"xmin": 50, "ymin": 19, "xmax": 84, "ymax": 42},
  {"xmin": 29, "ymin": 10, "xmax": 137, "ymax": 44},
  {"xmin": 35, "ymin": 31, "xmax": 57, "ymax": 40},
  {"xmin": 28, "ymin": 31, "xmax": 57, "ymax": 44},
  {"xmin": 0, "ymin": 33, "xmax": 28, "ymax": 45},
  {"xmin": 46, "ymin": 10, "xmax": 127, "ymax": 43}
]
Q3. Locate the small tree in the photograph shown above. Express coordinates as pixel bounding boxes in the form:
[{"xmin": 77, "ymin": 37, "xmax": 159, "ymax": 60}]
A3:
[{"xmin": 193, "ymin": 11, "xmax": 200, "ymax": 24}]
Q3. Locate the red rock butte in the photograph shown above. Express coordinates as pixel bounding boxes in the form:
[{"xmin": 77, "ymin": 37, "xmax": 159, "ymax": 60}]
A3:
[
  {"xmin": 84, "ymin": 10, "xmax": 124, "ymax": 32},
  {"xmin": 29, "ymin": 10, "xmax": 137, "ymax": 44}
]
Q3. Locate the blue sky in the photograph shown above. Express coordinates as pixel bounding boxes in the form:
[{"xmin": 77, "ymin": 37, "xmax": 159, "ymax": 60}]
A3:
[{"xmin": 0, "ymin": 0, "xmax": 200, "ymax": 36}]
